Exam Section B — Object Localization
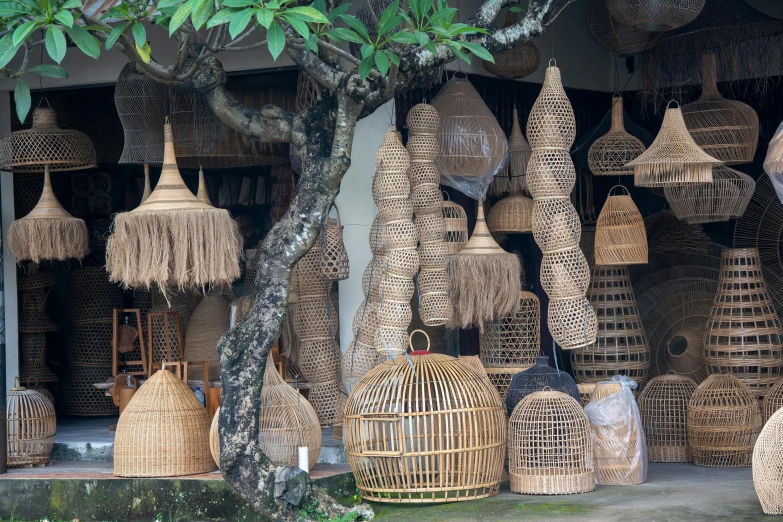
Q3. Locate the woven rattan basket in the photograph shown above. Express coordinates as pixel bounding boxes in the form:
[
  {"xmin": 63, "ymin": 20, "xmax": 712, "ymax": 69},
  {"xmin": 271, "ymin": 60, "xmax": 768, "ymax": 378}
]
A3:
[
  {"xmin": 664, "ymin": 166, "xmax": 754, "ymax": 224},
  {"xmin": 480, "ymin": 291, "xmax": 540, "ymax": 368},
  {"xmin": 577, "ymin": 383, "xmax": 596, "ymax": 406},
  {"xmin": 605, "ymin": 0, "xmax": 705, "ymax": 31},
  {"xmin": 509, "ymin": 390, "xmax": 595, "ymax": 495},
  {"xmin": 185, "ymin": 291, "xmax": 231, "ymax": 381},
  {"xmin": 588, "ymin": 96, "xmax": 646, "ymax": 176},
  {"xmin": 443, "ymin": 194, "xmax": 468, "ymax": 254},
  {"xmin": 763, "ymin": 379, "xmax": 783, "ymax": 422},
  {"xmin": 7, "ymin": 379, "xmax": 56, "ymax": 467},
  {"xmin": 483, "ymin": 13, "xmax": 539, "ymax": 79},
  {"xmin": 487, "ymin": 194, "xmax": 533, "ymax": 234},
  {"xmin": 754, "ymin": 406, "xmax": 783, "ymax": 514},
  {"xmin": 687, "ymin": 373, "xmax": 762, "ymax": 467},
  {"xmin": 70, "ymin": 267, "xmax": 123, "ymax": 324},
  {"xmin": 321, "ymin": 204, "xmax": 350, "ymax": 281},
  {"xmin": 114, "ymin": 365, "xmax": 215, "ymax": 477},
  {"xmin": 637, "ymin": 374, "xmax": 698, "ymax": 463},
  {"xmin": 209, "ymin": 406, "xmax": 220, "ymax": 466},
  {"xmin": 595, "ymin": 186, "xmax": 648, "ymax": 266}
]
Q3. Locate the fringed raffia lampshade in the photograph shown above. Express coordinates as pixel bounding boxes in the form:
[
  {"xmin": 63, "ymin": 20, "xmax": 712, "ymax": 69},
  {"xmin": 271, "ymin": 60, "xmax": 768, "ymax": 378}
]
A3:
[
  {"xmin": 106, "ymin": 123, "xmax": 242, "ymax": 292},
  {"xmin": 0, "ymin": 105, "xmax": 96, "ymax": 262},
  {"xmin": 681, "ymin": 54, "xmax": 759, "ymax": 165},
  {"xmin": 483, "ymin": 12, "xmax": 540, "ymax": 80},
  {"xmin": 606, "ymin": 0, "xmax": 705, "ymax": 32},
  {"xmin": 487, "ymin": 193, "xmax": 533, "ymax": 234},
  {"xmin": 489, "ymin": 106, "xmax": 532, "ymax": 196},
  {"xmin": 664, "ymin": 165, "xmax": 755, "ymax": 224},
  {"xmin": 588, "ymin": 95, "xmax": 646, "ymax": 176},
  {"xmin": 585, "ymin": 0, "xmax": 667, "ymax": 55},
  {"xmin": 626, "ymin": 102, "xmax": 722, "ymax": 187},
  {"xmin": 595, "ymin": 186, "xmax": 648, "ymax": 266}
]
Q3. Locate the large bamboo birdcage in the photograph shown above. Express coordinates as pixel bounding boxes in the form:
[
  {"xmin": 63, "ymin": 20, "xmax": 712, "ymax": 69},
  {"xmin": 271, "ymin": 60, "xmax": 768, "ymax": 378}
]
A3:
[
  {"xmin": 6, "ymin": 380, "xmax": 56, "ymax": 467},
  {"xmin": 637, "ymin": 374, "xmax": 698, "ymax": 463},
  {"xmin": 664, "ymin": 166, "xmax": 755, "ymax": 224}
]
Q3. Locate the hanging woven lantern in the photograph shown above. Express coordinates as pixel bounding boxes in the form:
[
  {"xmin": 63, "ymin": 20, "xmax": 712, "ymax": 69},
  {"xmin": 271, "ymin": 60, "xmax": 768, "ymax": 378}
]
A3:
[
  {"xmin": 106, "ymin": 123, "xmax": 243, "ymax": 292},
  {"xmin": 754, "ymin": 406, "xmax": 783, "ymax": 514},
  {"xmin": 664, "ymin": 165, "xmax": 754, "ymax": 224},
  {"xmin": 320, "ymin": 204, "xmax": 350, "ymax": 281},
  {"xmin": 490, "ymin": 106, "xmax": 532, "ymax": 197},
  {"xmin": 480, "ymin": 291, "xmax": 540, "ymax": 368},
  {"xmin": 0, "ymin": 105, "xmax": 96, "ymax": 262},
  {"xmin": 484, "ymin": 12, "xmax": 540, "ymax": 79},
  {"xmin": 442, "ymin": 194, "xmax": 468, "ymax": 254},
  {"xmin": 6, "ymin": 379, "xmax": 56, "ymax": 467},
  {"xmin": 687, "ymin": 373, "xmax": 762, "ymax": 467},
  {"xmin": 637, "ymin": 374, "xmax": 697, "ymax": 462},
  {"xmin": 588, "ymin": 95, "xmax": 646, "ymax": 176},
  {"xmin": 595, "ymin": 186, "xmax": 648, "ymax": 266},
  {"xmin": 764, "ymin": 379, "xmax": 783, "ymax": 422},
  {"xmin": 585, "ymin": 0, "xmax": 668, "ymax": 55},
  {"xmin": 169, "ymin": 84, "xmax": 220, "ymax": 160},
  {"xmin": 626, "ymin": 102, "xmax": 722, "ymax": 187},
  {"xmin": 487, "ymin": 193, "xmax": 533, "ymax": 234},
  {"xmin": 765, "ymin": 121, "xmax": 783, "ymax": 204},
  {"xmin": 506, "ymin": 355, "xmax": 580, "ymax": 415},
  {"xmin": 681, "ymin": 54, "xmax": 759, "ymax": 165},
  {"xmin": 606, "ymin": 0, "xmax": 705, "ymax": 32}
]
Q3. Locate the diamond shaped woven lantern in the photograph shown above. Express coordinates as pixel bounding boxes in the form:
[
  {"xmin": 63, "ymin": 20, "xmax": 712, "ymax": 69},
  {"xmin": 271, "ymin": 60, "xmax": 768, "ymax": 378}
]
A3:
[
  {"xmin": 664, "ymin": 165, "xmax": 755, "ymax": 224},
  {"xmin": 606, "ymin": 0, "xmax": 706, "ymax": 32},
  {"xmin": 588, "ymin": 95, "xmax": 646, "ymax": 176},
  {"xmin": 0, "ymin": 104, "xmax": 96, "ymax": 262}
]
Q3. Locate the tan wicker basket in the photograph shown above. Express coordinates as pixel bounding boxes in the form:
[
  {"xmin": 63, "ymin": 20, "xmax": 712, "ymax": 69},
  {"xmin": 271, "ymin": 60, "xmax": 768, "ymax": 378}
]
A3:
[
  {"xmin": 487, "ymin": 194, "xmax": 533, "ymax": 234},
  {"xmin": 7, "ymin": 379, "xmax": 56, "ymax": 467},
  {"xmin": 754, "ymin": 406, "xmax": 783, "ymax": 514},
  {"xmin": 321, "ymin": 204, "xmax": 350, "ymax": 281},
  {"xmin": 483, "ymin": 13, "xmax": 540, "ymax": 79},
  {"xmin": 480, "ymin": 291, "xmax": 540, "ymax": 368},
  {"xmin": 595, "ymin": 186, "xmax": 648, "ymax": 266},
  {"xmin": 637, "ymin": 374, "xmax": 697, "ymax": 463}
]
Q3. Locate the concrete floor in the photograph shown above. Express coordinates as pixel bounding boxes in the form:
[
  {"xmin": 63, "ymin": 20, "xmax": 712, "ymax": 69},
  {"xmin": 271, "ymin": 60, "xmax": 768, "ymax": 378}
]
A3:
[{"xmin": 372, "ymin": 463, "xmax": 777, "ymax": 521}]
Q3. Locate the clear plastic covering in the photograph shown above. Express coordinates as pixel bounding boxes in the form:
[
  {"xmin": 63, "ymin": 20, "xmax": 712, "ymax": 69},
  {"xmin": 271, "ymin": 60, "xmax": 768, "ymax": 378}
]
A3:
[
  {"xmin": 764, "ymin": 120, "xmax": 783, "ymax": 204},
  {"xmin": 431, "ymin": 77, "xmax": 508, "ymax": 200},
  {"xmin": 584, "ymin": 375, "xmax": 648, "ymax": 485}
]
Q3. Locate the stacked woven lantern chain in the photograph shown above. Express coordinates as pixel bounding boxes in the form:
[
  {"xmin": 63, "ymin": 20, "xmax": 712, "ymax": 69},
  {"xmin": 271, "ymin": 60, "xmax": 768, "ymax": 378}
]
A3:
[
  {"xmin": 664, "ymin": 166, "xmax": 755, "ymax": 224},
  {"xmin": 407, "ymin": 102, "xmax": 450, "ymax": 327},
  {"xmin": 527, "ymin": 63, "xmax": 596, "ymax": 349},
  {"xmin": 18, "ymin": 270, "xmax": 58, "ymax": 387},
  {"xmin": 704, "ymin": 248, "xmax": 783, "ymax": 398},
  {"xmin": 637, "ymin": 374, "xmax": 697, "ymax": 462},
  {"xmin": 374, "ymin": 130, "xmax": 418, "ymax": 355}
]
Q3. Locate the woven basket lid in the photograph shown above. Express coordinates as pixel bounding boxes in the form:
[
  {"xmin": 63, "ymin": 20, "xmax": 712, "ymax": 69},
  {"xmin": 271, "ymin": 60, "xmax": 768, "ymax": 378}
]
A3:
[{"xmin": 0, "ymin": 105, "xmax": 97, "ymax": 172}]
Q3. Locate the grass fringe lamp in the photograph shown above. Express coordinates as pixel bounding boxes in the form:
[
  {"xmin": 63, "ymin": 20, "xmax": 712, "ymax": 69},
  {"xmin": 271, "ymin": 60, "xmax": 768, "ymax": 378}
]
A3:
[
  {"xmin": 106, "ymin": 122, "xmax": 242, "ymax": 292},
  {"xmin": 0, "ymin": 105, "xmax": 95, "ymax": 262}
]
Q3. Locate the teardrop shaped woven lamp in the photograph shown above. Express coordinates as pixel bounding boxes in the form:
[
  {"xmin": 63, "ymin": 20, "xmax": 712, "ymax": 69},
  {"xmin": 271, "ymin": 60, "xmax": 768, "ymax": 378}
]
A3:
[
  {"xmin": 626, "ymin": 102, "xmax": 722, "ymax": 187},
  {"xmin": 588, "ymin": 95, "xmax": 646, "ymax": 176},
  {"xmin": 106, "ymin": 123, "xmax": 242, "ymax": 292},
  {"xmin": 0, "ymin": 105, "xmax": 96, "ymax": 262}
]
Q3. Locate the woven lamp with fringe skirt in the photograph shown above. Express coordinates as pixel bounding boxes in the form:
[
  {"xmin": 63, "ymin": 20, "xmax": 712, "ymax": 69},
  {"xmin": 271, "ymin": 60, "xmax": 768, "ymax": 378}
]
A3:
[
  {"xmin": 595, "ymin": 186, "xmax": 648, "ymax": 266},
  {"xmin": 489, "ymin": 106, "xmax": 532, "ymax": 197},
  {"xmin": 681, "ymin": 54, "xmax": 758, "ymax": 165},
  {"xmin": 626, "ymin": 101, "xmax": 722, "ymax": 187},
  {"xmin": 664, "ymin": 165, "xmax": 755, "ymax": 224},
  {"xmin": 588, "ymin": 95, "xmax": 646, "ymax": 176},
  {"xmin": 606, "ymin": 0, "xmax": 705, "ymax": 32},
  {"xmin": 483, "ymin": 12, "xmax": 540, "ymax": 80},
  {"xmin": 0, "ymin": 105, "xmax": 96, "ymax": 262},
  {"xmin": 487, "ymin": 193, "xmax": 534, "ymax": 234},
  {"xmin": 106, "ymin": 122, "xmax": 243, "ymax": 293}
]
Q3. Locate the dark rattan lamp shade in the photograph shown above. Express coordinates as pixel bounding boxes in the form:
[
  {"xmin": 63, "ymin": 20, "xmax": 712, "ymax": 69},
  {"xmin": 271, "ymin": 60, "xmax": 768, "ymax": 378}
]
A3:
[
  {"xmin": 505, "ymin": 355, "xmax": 580, "ymax": 415},
  {"xmin": 606, "ymin": 0, "xmax": 706, "ymax": 32},
  {"xmin": 115, "ymin": 62, "xmax": 166, "ymax": 165}
]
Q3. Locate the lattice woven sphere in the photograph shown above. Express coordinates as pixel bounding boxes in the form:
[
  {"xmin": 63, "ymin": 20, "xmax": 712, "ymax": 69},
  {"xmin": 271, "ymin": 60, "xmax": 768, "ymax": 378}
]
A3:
[
  {"xmin": 595, "ymin": 188, "xmax": 648, "ymax": 266},
  {"xmin": 6, "ymin": 381, "xmax": 56, "ymax": 467},
  {"xmin": 764, "ymin": 379, "xmax": 783, "ymax": 422},
  {"xmin": 431, "ymin": 78, "xmax": 507, "ymax": 200},
  {"xmin": 627, "ymin": 105, "xmax": 722, "ymax": 187},
  {"xmin": 487, "ymin": 194, "xmax": 533, "ymax": 234},
  {"xmin": 115, "ymin": 62, "xmax": 166, "ymax": 165},
  {"xmin": 571, "ymin": 267, "xmax": 649, "ymax": 386},
  {"xmin": 480, "ymin": 291, "xmax": 540, "ymax": 368},
  {"xmin": 443, "ymin": 196, "xmax": 468, "ymax": 254},
  {"xmin": 681, "ymin": 55, "xmax": 759, "ymax": 165},
  {"xmin": 114, "ymin": 366, "xmax": 216, "ymax": 477},
  {"xmin": 637, "ymin": 374, "xmax": 697, "ymax": 462},
  {"xmin": 687, "ymin": 373, "xmax": 761, "ymax": 467},
  {"xmin": 344, "ymin": 350, "xmax": 506, "ymax": 503},
  {"xmin": 606, "ymin": 0, "xmax": 706, "ymax": 31},
  {"xmin": 704, "ymin": 248, "xmax": 783, "ymax": 398},
  {"xmin": 664, "ymin": 165, "xmax": 755, "ymax": 224},
  {"xmin": 508, "ymin": 390, "xmax": 595, "ymax": 495},
  {"xmin": 754, "ymin": 406, "xmax": 783, "ymax": 514},
  {"xmin": 585, "ymin": 0, "xmax": 667, "ymax": 55},
  {"xmin": 506, "ymin": 355, "xmax": 580, "ymax": 416},
  {"xmin": 588, "ymin": 96, "xmax": 646, "ymax": 176}
]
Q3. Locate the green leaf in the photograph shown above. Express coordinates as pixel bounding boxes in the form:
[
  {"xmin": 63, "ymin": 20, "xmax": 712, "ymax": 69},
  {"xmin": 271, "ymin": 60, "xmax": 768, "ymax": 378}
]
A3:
[
  {"xmin": 387, "ymin": 51, "xmax": 399, "ymax": 66},
  {"xmin": 45, "ymin": 25, "xmax": 67, "ymax": 63},
  {"xmin": 450, "ymin": 44, "xmax": 470, "ymax": 64},
  {"xmin": 104, "ymin": 21, "xmax": 130, "ymax": 49},
  {"xmin": 157, "ymin": 16, "xmax": 172, "ymax": 30},
  {"xmin": 339, "ymin": 14, "xmax": 369, "ymax": 40},
  {"xmin": 192, "ymin": 0, "xmax": 213, "ymax": 29},
  {"xmin": 281, "ymin": 13, "xmax": 309, "ymax": 39},
  {"xmin": 413, "ymin": 29, "xmax": 427, "ymax": 46},
  {"xmin": 304, "ymin": 33, "xmax": 318, "ymax": 52},
  {"xmin": 228, "ymin": 7, "xmax": 253, "ymax": 37},
  {"xmin": 135, "ymin": 41, "xmax": 151, "ymax": 63},
  {"xmin": 53, "ymin": 9, "xmax": 73, "ymax": 27},
  {"xmin": 326, "ymin": 27, "xmax": 363, "ymax": 43},
  {"xmin": 168, "ymin": 0, "xmax": 192, "ymax": 35},
  {"xmin": 266, "ymin": 19, "xmax": 285, "ymax": 59},
  {"xmin": 221, "ymin": 0, "xmax": 255, "ymax": 6},
  {"xmin": 461, "ymin": 40, "xmax": 493, "ymax": 62},
  {"xmin": 388, "ymin": 31, "xmax": 417, "ymax": 43},
  {"xmin": 376, "ymin": 0, "xmax": 399, "ymax": 38},
  {"xmin": 0, "ymin": 33, "xmax": 22, "ymax": 68},
  {"xmin": 449, "ymin": 23, "xmax": 487, "ymax": 35},
  {"xmin": 65, "ymin": 24, "xmax": 100, "ymax": 58},
  {"xmin": 157, "ymin": 0, "xmax": 182, "ymax": 8},
  {"xmin": 13, "ymin": 20, "xmax": 39, "ymax": 46},
  {"xmin": 311, "ymin": 0, "xmax": 325, "ymax": 14},
  {"xmin": 14, "ymin": 78, "xmax": 30, "ymax": 124},
  {"xmin": 408, "ymin": 0, "xmax": 420, "ymax": 22},
  {"xmin": 374, "ymin": 49, "xmax": 389, "ymax": 74},
  {"xmin": 360, "ymin": 42, "xmax": 373, "ymax": 58},
  {"xmin": 265, "ymin": 0, "xmax": 279, "ymax": 9},
  {"xmin": 419, "ymin": 0, "xmax": 432, "ymax": 20},
  {"xmin": 424, "ymin": 39, "xmax": 436, "ymax": 54},
  {"xmin": 131, "ymin": 21, "xmax": 146, "ymax": 45},
  {"xmin": 26, "ymin": 63, "xmax": 68, "ymax": 77},
  {"xmin": 255, "ymin": 7, "xmax": 273, "ymax": 29},
  {"xmin": 508, "ymin": 5, "xmax": 524, "ymax": 13},
  {"xmin": 0, "ymin": 2, "xmax": 31, "ymax": 17},
  {"xmin": 284, "ymin": 6, "xmax": 327, "ymax": 23},
  {"xmin": 326, "ymin": 3, "xmax": 348, "ymax": 22},
  {"xmin": 59, "ymin": 0, "xmax": 82, "ymax": 9},
  {"xmin": 206, "ymin": 8, "xmax": 236, "ymax": 28},
  {"xmin": 428, "ymin": 7, "xmax": 455, "ymax": 26},
  {"xmin": 358, "ymin": 54, "xmax": 373, "ymax": 80}
]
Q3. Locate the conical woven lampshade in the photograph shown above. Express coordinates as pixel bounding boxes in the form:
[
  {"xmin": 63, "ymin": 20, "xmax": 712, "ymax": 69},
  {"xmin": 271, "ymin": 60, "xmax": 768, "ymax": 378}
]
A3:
[
  {"xmin": 0, "ymin": 105, "xmax": 95, "ymax": 262},
  {"xmin": 106, "ymin": 123, "xmax": 242, "ymax": 292},
  {"xmin": 595, "ymin": 186, "xmax": 648, "ymax": 266},
  {"xmin": 487, "ymin": 193, "xmax": 533, "ymax": 234},
  {"xmin": 626, "ymin": 103, "xmax": 722, "ymax": 187},
  {"xmin": 664, "ymin": 165, "xmax": 755, "ymax": 224},
  {"xmin": 588, "ymin": 95, "xmax": 646, "ymax": 176},
  {"xmin": 489, "ymin": 106, "xmax": 531, "ymax": 196},
  {"xmin": 196, "ymin": 168, "xmax": 212, "ymax": 205}
]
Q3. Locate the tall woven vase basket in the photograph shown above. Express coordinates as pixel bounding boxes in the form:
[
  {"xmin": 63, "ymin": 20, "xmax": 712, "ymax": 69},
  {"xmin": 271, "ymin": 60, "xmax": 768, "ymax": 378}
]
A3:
[{"xmin": 637, "ymin": 375, "xmax": 697, "ymax": 462}]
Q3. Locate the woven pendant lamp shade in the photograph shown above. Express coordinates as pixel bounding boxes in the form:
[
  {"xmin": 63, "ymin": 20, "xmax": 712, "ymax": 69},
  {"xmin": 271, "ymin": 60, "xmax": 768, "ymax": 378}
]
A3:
[
  {"xmin": 106, "ymin": 123, "xmax": 242, "ymax": 292},
  {"xmin": 664, "ymin": 166, "xmax": 754, "ymax": 224},
  {"xmin": 114, "ymin": 366, "xmax": 216, "ymax": 477},
  {"xmin": 588, "ymin": 96, "xmax": 646, "ymax": 176},
  {"xmin": 606, "ymin": 0, "xmax": 705, "ymax": 31},
  {"xmin": 480, "ymin": 291, "xmax": 540, "ymax": 368},
  {"xmin": 764, "ymin": 379, "xmax": 783, "ymax": 422},
  {"xmin": 6, "ymin": 380, "xmax": 56, "ymax": 467},
  {"xmin": 754, "ymin": 406, "xmax": 783, "ymax": 514},
  {"xmin": 169, "ymin": 85, "xmax": 220, "ymax": 160},
  {"xmin": 487, "ymin": 194, "xmax": 533, "ymax": 234},
  {"xmin": 483, "ymin": 13, "xmax": 540, "ymax": 80},
  {"xmin": 344, "ymin": 345, "xmax": 506, "ymax": 503},
  {"xmin": 320, "ymin": 204, "xmax": 350, "ymax": 281},
  {"xmin": 506, "ymin": 356, "xmax": 580, "ymax": 416},
  {"xmin": 627, "ymin": 103, "xmax": 722, "ymax": 187},
  {"xmin": 764, "ymin": 121, "xmax": 783, "ymax": 202},
  {"xmin": 681, "ymin": 54, "xmax": 759, "ymax": 165},
  {"xmin": 595, "ymin": 187, "xmax": 648, "ymax": 266},
  {"xmin": 489, "ymin": 106, "xmax": 532, "ymax": 197},
  {"xmin": 570, "ymin": 267, "xmax": 650, "ymax": 386},
  {"xmin": 196, "ymin": 168, "xmax": 212, "ymax": 205},
  {"xmin": 687, "ymin": 373, "xmax": 762, "ymax": 467},
  {"xmin": 637, "ymin": 374, "xmax": 697, "ymax": 462},
  {"xmin": 704, "ymin": 248, "xmax": 783, "ymax": 398},
  {"xmin": 508, "ymin": 390, "xmax": 595, "ymax": 495},
  {"xmin": 18, "ymin": 270, "xmax": 58, "ymax": 385},
  {"xmin": 185, "ymin": 290, "xmax": 231, "ymax": 380},
  {"xmin": 442, "ymin": 195, "xmax": 468, "ymax": 254},
  {"xmin": 114, "ymin": 62, "xmax": 166, "ymax": 165},
  {"xmin": 209, "ymin": 406, "xmax": 220, "ymax": 466},
  {"xmin": 585, "ymin": 0, "xmax": 667, "ymax": 55}
]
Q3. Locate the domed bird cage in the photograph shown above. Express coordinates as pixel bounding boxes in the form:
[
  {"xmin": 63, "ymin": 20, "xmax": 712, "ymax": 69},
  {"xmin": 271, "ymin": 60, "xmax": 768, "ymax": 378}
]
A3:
[
  {"xmin": 487, "ymin": 193, "xmax": 534, "ymax": 234},
  {"xmin": 637, "ymin": 374, "xmax": 697, "ymax": 462},
  {"xmin": 344, "ymin": 331, "xmax": 506, "ymax": 503},
  {"xmin": 664, "ymin": 166, "xmax": 755, "ymax": 224},
  {"xmin": 754, "ymin": 406, "xmax": 783, "ymax": 514},
  {"xmin": 506, "ymin": 355, "xmax": 580, "ymax": 416},
  {"xmin": 6, "ymin": 379, "xmax": 56, "ymax": 467},
  {"xmin": 606, "ymin": 0, "xmax": 706, "ymax": 32},
  {"xmin": 687, "ymin": 374, "xmax": 762, "ymax": 467},
  {"xmin": 508, "ymin": 390, "xmax": 595, "ymax": 495}
]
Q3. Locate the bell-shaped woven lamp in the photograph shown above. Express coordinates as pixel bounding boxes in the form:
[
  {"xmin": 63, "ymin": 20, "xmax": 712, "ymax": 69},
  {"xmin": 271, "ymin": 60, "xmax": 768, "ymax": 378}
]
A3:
[
  {"xmin": 487, "ymin": 193, "xmax": 533, "ymax": 234},
  {"xmin": 626, "ymin": 101, "xmax": 722, "ymax": 187},
  {"xmin": 106, "ymin": 122, "xmax": 242, "ymax": 292},
  {"xmin": 595, "ymin": 186, "xmax": 648, "ymax": 266},
  {"xmin": 664, "ymin": 165, "xmax": 755, "ymax": 224},
  {"xmin": 606, "ymin": 0, "xmax": 706, "ymax": 32},
  {"xmin": 0, "ymin": 105, "xmax": 96, "ymax": 262},
  {"xmin": 588, "ymin": 95, "xmax": 646, "ymax": 176}
]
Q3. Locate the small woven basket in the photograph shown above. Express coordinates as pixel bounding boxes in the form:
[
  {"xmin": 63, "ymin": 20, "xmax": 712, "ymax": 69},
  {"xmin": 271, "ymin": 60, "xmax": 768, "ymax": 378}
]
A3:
[
  {"xmin": 442, "ymin": 194, "xmax": 468, "ymax": 254},
  {"xmin": 487, "ymin": 194, "xmax": 533, "ymax": 234},
  {"xmin": 321, "ymin": 204, "xmax": 350, "ymax": 281}
]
